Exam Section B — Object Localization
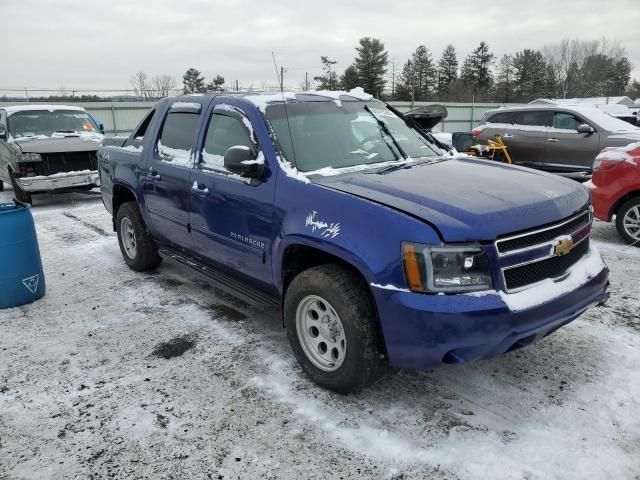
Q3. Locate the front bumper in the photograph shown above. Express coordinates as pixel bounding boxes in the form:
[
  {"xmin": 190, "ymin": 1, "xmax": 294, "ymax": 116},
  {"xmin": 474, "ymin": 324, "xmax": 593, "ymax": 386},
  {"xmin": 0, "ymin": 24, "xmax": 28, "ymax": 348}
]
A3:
[
  {"xmin": 16, "ymin": 171, "xmax": 100, "ymax": 192},
  {"xmin": 373, "ymin": 255, "xmax": 609, "ymax": 370}
]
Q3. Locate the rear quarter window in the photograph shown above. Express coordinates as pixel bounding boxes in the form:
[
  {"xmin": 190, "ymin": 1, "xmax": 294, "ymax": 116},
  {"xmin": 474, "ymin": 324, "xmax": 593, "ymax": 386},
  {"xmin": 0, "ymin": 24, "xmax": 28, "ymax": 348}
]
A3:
[
  {"xmin": 487, "ymin": 112, "xmax": 515, "ymax": 124},
  {"xmin": 156, "ymin": 111, "xmax": 201, "ymax": 167}
]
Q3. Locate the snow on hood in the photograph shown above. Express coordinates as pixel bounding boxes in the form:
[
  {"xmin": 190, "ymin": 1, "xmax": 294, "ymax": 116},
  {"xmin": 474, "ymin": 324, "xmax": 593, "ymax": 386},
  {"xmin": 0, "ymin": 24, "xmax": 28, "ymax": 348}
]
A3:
[
  {"xmin": 13, "ymin": 134, "xmax": 103, "ymax": 153},
  {"xmin": 311, "ymin": 157, "xmax": 590, "ymax": 242},
  {"xmin": 595, "ymin": 141, "xmax": 640, "ymax": 165}
]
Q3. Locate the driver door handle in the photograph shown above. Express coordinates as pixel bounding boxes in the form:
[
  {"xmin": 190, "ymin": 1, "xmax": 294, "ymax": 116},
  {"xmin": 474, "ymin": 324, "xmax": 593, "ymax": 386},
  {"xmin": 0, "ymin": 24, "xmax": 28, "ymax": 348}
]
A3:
[
  {"xmin": 547, "ymin": 138, "xmax": 559, "ymax": 143},
  {"xmin": 146, "ymin": 169, "xmax": 161, "ymax": 181},
  {"xmin": 503, "ymin": 133, "xmax": 513, "ymax": 139}
]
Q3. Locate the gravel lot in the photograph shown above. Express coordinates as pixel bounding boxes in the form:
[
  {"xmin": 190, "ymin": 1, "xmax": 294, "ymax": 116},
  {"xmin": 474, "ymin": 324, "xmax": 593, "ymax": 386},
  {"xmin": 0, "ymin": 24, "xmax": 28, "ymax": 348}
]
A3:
[{"xmin": 0, "ymin": 188, "xmax": 639, "ymax": 480}]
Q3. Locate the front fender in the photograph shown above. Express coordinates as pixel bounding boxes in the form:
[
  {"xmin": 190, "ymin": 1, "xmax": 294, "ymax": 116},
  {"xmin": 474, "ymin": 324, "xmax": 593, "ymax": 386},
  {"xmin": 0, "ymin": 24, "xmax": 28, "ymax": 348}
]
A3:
[{"xmin": 272, "ymin": 177, "xmax": 442, "ymax": 293}]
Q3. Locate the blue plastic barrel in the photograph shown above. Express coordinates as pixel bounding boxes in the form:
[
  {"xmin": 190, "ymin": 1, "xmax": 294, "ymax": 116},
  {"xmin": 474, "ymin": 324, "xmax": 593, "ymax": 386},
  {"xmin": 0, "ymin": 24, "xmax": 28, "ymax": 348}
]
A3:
[{"xmin": 0, "ymin": 201, "xmax": 46, "ymax": 308}]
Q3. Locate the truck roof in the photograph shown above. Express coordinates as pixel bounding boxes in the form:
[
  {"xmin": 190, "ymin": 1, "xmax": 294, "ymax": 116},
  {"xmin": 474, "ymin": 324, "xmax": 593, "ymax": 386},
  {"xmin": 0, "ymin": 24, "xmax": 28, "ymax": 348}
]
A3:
[
  {"xmin": 0, "ymin": 104, "xmax": 88, "ymax": 116},
  {"xmin": 177, "ymin": 87, "xmax": 375, "ymax": 113}
]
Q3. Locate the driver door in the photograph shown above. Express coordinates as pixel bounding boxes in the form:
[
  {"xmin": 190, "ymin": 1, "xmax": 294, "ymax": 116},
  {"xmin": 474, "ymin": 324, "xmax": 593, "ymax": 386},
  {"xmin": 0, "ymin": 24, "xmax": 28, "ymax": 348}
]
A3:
[{"xmin": 188, "ymin": 103, "xmax": 275, "ymax": 286}]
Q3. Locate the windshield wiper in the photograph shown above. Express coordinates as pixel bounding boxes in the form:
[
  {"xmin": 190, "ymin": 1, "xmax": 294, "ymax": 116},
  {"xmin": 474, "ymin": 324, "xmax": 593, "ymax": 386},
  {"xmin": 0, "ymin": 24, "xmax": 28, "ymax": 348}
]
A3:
[
  {"xmin": 374, "ymin": 157, "xmax": 436, "ymax": 175},
  {"xmin": 364, "ymin": 105, "xmax": 408, "ymax": 159}
]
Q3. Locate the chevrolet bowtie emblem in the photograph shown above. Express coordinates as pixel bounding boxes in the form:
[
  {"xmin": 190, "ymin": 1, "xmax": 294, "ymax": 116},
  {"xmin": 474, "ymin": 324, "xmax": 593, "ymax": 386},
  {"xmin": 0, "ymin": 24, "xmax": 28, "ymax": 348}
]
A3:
[{"xmin": 553, "ymin": 236, "xmax": 574, "ymax": 256}]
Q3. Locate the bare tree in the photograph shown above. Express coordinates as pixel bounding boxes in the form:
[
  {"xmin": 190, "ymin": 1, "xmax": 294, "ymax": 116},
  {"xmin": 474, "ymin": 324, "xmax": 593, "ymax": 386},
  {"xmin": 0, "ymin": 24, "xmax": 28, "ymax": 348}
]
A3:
[
  {"xmin": 151, "ymin": 74, "xmax": 177, "ymax": 98},
  {"xmin": 542, "ymin": 37, "xmax": 627, "ymax": 98},
  {"xmin": 130, "ymin": 72, "xmax": 150, "ymax": 99}
]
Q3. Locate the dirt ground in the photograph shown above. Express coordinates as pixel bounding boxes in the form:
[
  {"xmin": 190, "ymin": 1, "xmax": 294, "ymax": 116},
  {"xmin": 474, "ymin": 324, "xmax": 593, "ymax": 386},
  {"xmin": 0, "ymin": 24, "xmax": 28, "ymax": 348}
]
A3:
[{"xmin": 0, "ymin": 188, "xmax": 639, "ymax": 480}]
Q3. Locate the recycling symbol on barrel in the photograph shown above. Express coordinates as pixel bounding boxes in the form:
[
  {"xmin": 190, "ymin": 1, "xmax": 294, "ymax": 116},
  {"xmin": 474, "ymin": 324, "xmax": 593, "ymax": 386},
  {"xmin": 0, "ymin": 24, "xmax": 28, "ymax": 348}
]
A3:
[{"xmin": 22, "ymin": 274, "xmax": 40, "ymax": 294}]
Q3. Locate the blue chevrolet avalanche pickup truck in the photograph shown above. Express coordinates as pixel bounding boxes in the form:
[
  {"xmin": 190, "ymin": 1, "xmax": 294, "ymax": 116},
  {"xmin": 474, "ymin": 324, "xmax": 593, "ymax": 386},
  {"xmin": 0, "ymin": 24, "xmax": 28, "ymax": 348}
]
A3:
[{"xmin": 99, "ymin": 89, "xmax": 609, "ymax": 393}]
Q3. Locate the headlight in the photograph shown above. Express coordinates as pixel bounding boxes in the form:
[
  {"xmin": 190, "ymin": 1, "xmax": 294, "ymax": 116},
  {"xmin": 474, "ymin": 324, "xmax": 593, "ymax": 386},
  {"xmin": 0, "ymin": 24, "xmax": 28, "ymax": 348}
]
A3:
[
  {"xmin": 402, "ymin": 242, "xmax": 493, "ymax": 293},
  {"xmin": 19, "ymin": 153, "xmax": 42, "ymax": 162}
]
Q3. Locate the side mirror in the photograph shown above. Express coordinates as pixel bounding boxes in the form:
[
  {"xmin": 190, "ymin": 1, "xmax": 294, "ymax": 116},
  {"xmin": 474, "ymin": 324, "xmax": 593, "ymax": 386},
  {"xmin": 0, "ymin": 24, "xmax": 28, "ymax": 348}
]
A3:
[
  {"xmin": 0, "ymin": 126, "xmax": 6, "ymax": 141},
  {"xmin": 577, "ymin": 124, "xmax": 594, "ymax": 134},
  {"xmin": 98, "ymin": 122, "xmax": 105, "ymax": 135},
  {"xmin": 223, "ymin": 145, "xmax": 263, "ymax": 178}
]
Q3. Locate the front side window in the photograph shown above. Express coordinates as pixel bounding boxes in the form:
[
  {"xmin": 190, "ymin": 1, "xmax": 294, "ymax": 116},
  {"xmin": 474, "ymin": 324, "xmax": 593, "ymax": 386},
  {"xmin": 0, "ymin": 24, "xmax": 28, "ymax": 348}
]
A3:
[
  {"xmin": 515, "ymin": 110, "xmax": 551, "ymax": 127},
  {"xmin": 156, "ymin": 111, "xmax": 201, "ymax": 167},
  {"xmin": 265, "ymin": 101, "xmax": 442, "ymax": 172},
  {"xmin": 7, "ymin": 110, "xmax": 99, "ymax": 139},
  {"xmin": 200, "ymin": 113, "xmax": 255, "ymax": 173},
  {"xmin": 553, "ymin": 112, "xmax": 583, "ymax": 130}
]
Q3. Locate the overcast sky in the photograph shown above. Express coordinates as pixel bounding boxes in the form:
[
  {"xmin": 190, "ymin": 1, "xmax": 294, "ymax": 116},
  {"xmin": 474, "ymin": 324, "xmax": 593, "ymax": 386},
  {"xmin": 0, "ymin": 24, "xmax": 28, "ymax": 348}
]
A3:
[{"xmin": 2, "ymin": 0, "xmax": 639, "ymax": 94}]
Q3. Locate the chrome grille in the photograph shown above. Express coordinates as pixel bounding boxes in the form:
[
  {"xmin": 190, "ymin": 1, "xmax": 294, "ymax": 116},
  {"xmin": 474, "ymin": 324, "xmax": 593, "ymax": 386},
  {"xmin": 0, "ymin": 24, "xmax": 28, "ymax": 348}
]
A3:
[{"xmin": 496, "ymin": 210, "xmax": 591, "ymax": 255}]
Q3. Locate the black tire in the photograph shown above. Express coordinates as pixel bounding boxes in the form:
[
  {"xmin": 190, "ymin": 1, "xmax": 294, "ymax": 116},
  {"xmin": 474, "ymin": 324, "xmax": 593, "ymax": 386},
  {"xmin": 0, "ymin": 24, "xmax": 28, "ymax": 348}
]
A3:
[
  {"xmin": 615, "ymin": 197, "xmax": 640, "ymax": 247},
  {"xmin": 116, "ymin": 201, "xmax": 162, "ymax": 271},
  {"xmin": 0, "ymin": 179, "xmax": 4, "ymax": 192},
  {"xmin": 284, "ymin": 264, "xmax": 385, "ymax": 393},
  {"xmin": 9, "ymin": 170, "xmax": 32, "ymax": 204}
]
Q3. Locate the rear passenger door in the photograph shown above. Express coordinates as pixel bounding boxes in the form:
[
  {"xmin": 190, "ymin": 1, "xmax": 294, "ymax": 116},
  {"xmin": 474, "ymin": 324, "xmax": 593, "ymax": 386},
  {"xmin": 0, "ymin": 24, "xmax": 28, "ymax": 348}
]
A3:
[
  {"xmin": 188, "ymin": 102, "xmax": 275, "ymax": 286},
  {"xmin": 143, "ymin": 101, "xmax": 205, "ymax": 248},
  {"xmin": 507, "ymin": 110, "xmax": 552, "ymax": 167},
  {"xmin": 545, "ymin": 111, "xmax": 601, "ymax": 169}
]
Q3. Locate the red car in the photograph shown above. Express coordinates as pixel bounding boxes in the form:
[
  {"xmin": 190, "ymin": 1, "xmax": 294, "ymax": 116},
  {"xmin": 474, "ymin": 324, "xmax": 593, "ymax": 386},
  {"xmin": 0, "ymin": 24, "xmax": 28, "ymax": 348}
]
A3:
[{"xmin": 590, "ymin": 142, "xmax": 640, "ymax": 245}]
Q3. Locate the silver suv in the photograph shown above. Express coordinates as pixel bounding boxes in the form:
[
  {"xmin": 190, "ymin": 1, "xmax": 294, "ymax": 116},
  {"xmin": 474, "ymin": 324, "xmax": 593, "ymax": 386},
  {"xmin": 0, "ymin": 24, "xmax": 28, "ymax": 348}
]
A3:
[{"xmin": 473, "ymin": 105, "xmax": 640, "ymax": 179}]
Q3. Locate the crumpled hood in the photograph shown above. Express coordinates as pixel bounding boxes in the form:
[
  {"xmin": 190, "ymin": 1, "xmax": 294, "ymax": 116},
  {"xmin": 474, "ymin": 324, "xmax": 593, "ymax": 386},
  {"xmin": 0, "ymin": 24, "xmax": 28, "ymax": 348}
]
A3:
[
  {"xmin": 312, "ymin": 158, "xmax": 590, "ymax": 242},
  {"xmin": 13, "ymin": 136, "xmax": 101, "ymax": 154}
]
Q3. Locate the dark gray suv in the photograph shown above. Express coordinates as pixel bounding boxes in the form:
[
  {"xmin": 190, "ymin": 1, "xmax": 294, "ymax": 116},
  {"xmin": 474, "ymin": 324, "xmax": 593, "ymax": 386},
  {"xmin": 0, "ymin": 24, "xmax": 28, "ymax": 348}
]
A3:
[{"xmin": 474, "ymin": 105, "xmax": 640, "ymax": 179}]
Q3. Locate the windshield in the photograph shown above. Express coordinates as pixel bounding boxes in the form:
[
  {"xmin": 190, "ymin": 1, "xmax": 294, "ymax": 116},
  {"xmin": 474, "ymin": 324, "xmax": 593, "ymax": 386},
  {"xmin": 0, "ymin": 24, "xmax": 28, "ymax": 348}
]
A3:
[
  {"xmin": 7, "ymin": 110, "xmax": 99, "ymax": 139},
  {"xmin": 576, "ymin": 107, "xmax": 640, "ymax": 132},
  {"xmin": 265, "ymin": 101, "xmax": 442, "ymax": 172}
]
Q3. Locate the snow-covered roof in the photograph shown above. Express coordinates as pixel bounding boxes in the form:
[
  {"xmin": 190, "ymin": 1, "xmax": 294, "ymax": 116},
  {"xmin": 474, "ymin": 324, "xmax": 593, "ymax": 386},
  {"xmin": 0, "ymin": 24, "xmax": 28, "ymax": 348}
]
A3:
[
  {"xmin": 1, "ymin": 104, "xmax": 88, "ymax": 116},
  {"xmin": 530, "ymin": 97, "xmax": 634, "ymax": 107},
  {"xmin": 244, "ymin": 88, "xmax": 374, "ymax": 112}
]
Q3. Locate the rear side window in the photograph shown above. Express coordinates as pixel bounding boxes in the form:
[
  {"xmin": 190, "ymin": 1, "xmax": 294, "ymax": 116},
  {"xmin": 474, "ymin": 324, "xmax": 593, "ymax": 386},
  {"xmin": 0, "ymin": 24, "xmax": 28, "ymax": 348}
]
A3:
[
  {"xmin": 515, "ymin": 110, "xmax": 551, "ymax": 127},
  {"xmin": 201, "ymin": 113, "xmax": 254, "ymax": 173},
  {"xmin": 553, "ymin": 112, "xmax": 582, "ymax": 130},
  {"xmin": 157, "ymin": 112, "xmax": 201, "ymax": 167},
  {"xmin": 487, "ymin": 111, "xmax": 515, "ymax": 124}
]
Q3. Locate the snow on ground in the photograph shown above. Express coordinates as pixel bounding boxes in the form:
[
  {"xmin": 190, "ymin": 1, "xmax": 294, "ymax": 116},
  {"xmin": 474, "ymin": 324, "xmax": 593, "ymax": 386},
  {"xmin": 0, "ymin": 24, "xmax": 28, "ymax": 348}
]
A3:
[{"xmin": 0, "ymin": 187, "xmax": 639, "ymax": 480}]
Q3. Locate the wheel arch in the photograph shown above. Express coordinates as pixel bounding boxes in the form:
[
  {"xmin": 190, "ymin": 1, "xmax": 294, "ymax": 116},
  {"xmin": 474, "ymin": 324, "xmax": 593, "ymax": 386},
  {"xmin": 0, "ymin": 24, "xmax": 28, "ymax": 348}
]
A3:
[
  {"xmin": 610, "ymin": 189, "xmax": 640, "ymax": 219},
  {"xmin": 111, "ymin": 182, "xmax": 138, "ymax": 230},
  {"xmin": 276, "ymin": 238, "xmax": 387, "ymax": 356}
]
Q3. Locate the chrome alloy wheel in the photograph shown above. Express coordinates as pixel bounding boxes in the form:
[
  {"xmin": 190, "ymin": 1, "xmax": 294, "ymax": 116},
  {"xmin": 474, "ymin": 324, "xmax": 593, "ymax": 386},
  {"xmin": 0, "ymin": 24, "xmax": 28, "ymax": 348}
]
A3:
[
  {"xmin": 120, "ymin": 217, "xmax": 137, "ymax": 259},
  {"xmin": 295, "ymin": 295, "xmax": 347, "ymax": 372},
  {"xmin": 623, "ymin": 205, "xmax": 640, "ymax": 240}
]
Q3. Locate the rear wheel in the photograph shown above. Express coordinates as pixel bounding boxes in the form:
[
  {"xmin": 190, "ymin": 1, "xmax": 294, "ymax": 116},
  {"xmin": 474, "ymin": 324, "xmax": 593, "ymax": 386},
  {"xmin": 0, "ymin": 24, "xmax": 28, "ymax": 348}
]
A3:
[
  {"xmin": 116, "ymin": 202, "xmax": 162, "ymax": 271},
  {"xmin": 284, "ymin": 264, "xmax": 385, "ymax": 393},
  {"xmin": 616, "ymin": 197, "xmax": 640, "ymax": 247},
  {"xmin": 9, "ymin": 170, "xmax": 32, "ymax": 204}
]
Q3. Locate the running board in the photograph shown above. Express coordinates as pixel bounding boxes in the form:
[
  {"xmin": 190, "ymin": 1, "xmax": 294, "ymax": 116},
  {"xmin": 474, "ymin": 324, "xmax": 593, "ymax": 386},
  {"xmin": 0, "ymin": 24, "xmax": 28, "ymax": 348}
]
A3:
[{"xmin": 158, "ymin": 247, "xmax": 280, "ymax": 308}]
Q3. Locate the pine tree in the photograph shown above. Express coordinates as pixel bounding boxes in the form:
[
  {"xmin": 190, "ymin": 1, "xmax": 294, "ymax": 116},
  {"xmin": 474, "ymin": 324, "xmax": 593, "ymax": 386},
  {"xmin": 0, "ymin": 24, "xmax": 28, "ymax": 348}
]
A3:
[
  {"xmin": 411, "ymin": 45, "xmax": 437, "ymax": 100},
  {"xmin": 182, "ymin": 68, "xmax": 205, "ymax": 94},
  {"xmin": 340, "ymin": 64, "xmax": 360, "ymax": 91},
  {"xmin": 354, "ymin": 37, "xmax": 388, "ymax": 97},
  {"xmin": 396, "ymin": 59, "xmax": 415, "ymax": 101},
  {"xmin": 206, "ymin": 75, "xmax": 225, "ymax": 92},
  {"xmin": 461, "ymin": 41, "xmax": 494, "ymax": 99},
  {"xmin": 314, "ymin": 56, "xmax": 339, "ymax": 90},
  {"xmin": 511, "ymin": 49, "xmax": 553, "ymax": 101},
  {"xmin": 437, "ymin": 44, "xmax": 458, "ymax": 97},
  {"xmin": 494, "ymin": 54, "xmax": 515, "ymax": 103}
]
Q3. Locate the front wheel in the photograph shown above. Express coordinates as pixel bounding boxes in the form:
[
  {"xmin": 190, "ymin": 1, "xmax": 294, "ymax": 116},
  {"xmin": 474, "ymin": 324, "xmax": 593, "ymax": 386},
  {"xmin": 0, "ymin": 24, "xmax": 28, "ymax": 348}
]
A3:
[
  {"xmin": 284, "ymin": 264, "xmax": 385, "ymax": 393},
  {"xmin": 616, "ymin": 197, "xmax": 640, "ymax": 246},
  {"xmin": 116, "ymin": 202, "xmax": 162, "ymax": 271},
  {"xmin": 9, "ymin": 170, "xmax": 32, "ymax": 204}
]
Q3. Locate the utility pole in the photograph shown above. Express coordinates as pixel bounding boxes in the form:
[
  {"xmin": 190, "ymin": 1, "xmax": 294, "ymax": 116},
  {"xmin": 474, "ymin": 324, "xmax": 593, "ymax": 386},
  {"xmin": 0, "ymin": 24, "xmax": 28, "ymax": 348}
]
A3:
[
  {"xmin": 280, "ymin": 66, "xmax": 285, "ymax": 91},
  {"xmin": 235, "ymin": 79, "xmax": 239, "ymax": 92},
  {"xmin": 305, "ymin": 72, "xmax": 309, "ymax": 91}
]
